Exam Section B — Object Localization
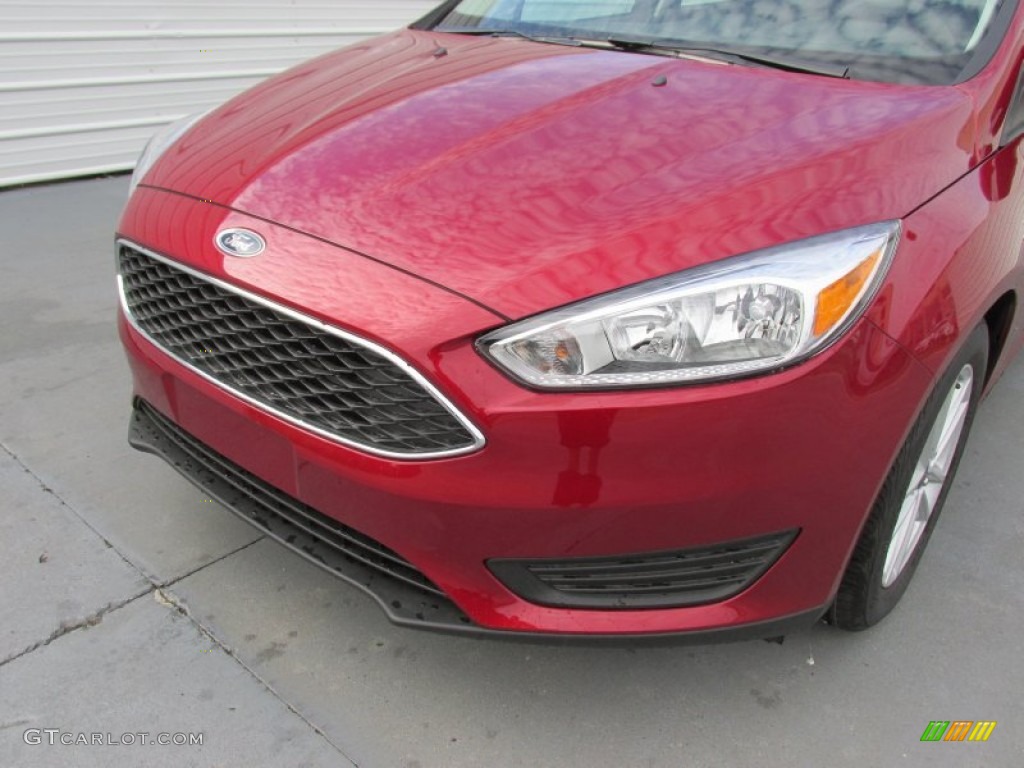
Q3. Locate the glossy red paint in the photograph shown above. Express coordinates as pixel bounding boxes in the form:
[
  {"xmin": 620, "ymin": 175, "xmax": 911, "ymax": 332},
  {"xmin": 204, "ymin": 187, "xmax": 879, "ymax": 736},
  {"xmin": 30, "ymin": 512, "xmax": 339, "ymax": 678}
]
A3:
[
  {"xmin": 120, "ymin": 15, "xmax": 1024, "ymax": 636},
  {"xmin": 146, "ymin": 29, "xmax": 979, "ymax": 320}
]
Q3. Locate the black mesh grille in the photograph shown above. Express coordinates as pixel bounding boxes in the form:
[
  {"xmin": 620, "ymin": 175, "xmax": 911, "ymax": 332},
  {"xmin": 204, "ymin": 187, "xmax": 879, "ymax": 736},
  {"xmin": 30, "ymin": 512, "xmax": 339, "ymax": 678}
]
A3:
[
  {"xmin": 118, "ymin": 244, "xmax": 479, "ymax": 457},
  {"xmin": 488, "ymin": 531, "xmax": 797, "ymax": 609}
]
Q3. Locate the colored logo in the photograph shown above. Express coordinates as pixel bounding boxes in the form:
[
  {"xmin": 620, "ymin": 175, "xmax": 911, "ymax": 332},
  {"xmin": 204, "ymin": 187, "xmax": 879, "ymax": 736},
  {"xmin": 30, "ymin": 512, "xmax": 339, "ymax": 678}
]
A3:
[
  {"xmin": 215, "ymin": 228, "xmax": 266, "ymax": 258},
  {"xmin": 920, "ymin": 721, "xmax": 997, "ymax": 742}
]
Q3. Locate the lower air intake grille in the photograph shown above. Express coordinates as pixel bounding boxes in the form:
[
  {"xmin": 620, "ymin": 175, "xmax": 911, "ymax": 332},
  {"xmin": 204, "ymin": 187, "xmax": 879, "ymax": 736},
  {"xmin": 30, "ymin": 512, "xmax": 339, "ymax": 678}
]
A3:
[
  {"xmin": 117, "ymin": 242, "xmax": 481, "ymax": 458},
  {"xmin": 488, "ymin": 531, "xmax": 798, "ymax": 609}
]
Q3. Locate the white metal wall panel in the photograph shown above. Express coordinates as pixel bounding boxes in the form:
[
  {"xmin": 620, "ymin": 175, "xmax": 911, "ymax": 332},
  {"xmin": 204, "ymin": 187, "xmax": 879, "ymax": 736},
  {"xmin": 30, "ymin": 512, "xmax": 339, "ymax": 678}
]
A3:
[{"xmin": 0, "ymin": 0, "xmax": 438, "ymax": 187}]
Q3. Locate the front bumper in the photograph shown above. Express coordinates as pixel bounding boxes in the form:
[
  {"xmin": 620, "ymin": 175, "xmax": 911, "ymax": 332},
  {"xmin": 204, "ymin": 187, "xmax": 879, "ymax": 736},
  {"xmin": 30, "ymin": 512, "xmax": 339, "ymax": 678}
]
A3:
[
  {"xmin": 119, "ymin": 187, "xmax": 935, "ymax": 638},
  {"xmin": 128, "ymin": 398, "xmax": 825, "ymax": 642}
]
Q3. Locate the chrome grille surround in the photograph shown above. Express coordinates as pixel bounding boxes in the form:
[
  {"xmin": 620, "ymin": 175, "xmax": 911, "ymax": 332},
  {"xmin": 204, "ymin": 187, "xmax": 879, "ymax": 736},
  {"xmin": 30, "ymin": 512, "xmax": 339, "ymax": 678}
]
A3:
[{"xmin": 117, "ymin": 240, "xmax": 485, "ymax": 460}]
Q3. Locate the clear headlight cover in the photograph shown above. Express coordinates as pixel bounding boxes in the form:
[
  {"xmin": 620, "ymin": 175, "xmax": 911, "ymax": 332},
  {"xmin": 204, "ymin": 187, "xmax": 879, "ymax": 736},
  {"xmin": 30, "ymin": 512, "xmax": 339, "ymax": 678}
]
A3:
[
  {"xmin": 479, "ymin": 222, "xmax": 901, "ymax": 389},
  {"xmin": 128, "ymin": 112, "xmax": 208, "ymax": 195}
]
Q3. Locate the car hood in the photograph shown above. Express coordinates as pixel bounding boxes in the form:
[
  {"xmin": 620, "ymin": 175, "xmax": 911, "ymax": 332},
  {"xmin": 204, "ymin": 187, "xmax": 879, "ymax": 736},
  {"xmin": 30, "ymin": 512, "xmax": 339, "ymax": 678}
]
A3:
[{"xmin": 145, "ymin": 29, "xmax": 977, "ymax": 319}]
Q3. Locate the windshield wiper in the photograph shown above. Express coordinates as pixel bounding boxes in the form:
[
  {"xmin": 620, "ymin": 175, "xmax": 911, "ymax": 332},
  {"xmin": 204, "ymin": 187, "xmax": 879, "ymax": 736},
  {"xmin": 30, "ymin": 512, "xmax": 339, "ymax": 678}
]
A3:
[
  {"xmin": 439, "ymin": 29, "xmax": 849, "ymax": 79},
  {"xmin": 605, "ymin": 37, "xmax": 850, "ymax": 79},
  {"xmin": 439, "ymin": 28, "xmax": 584, "ymax": 47}
]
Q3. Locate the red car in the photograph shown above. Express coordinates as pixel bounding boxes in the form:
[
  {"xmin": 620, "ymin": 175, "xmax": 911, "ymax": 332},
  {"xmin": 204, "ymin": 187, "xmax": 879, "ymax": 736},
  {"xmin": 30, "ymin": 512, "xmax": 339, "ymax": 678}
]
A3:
[{"xmin": 118, "ymin": 0, "xmax": 1024, "ymax": 639}]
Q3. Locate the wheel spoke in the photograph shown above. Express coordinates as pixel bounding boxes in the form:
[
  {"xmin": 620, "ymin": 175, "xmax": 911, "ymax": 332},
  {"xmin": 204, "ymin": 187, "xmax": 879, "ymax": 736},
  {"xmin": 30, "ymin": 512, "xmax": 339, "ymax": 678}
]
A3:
[
  {"xmin": 920, "ymin": 480, "xmax": 942, "ymax": 516},
  {"xmin": 930, "ymin": 387, "xmax": 971, "ymax": 479},
  {"xmin": 884, "ymin": 488, "xmax": 925, "ymax": 586}
]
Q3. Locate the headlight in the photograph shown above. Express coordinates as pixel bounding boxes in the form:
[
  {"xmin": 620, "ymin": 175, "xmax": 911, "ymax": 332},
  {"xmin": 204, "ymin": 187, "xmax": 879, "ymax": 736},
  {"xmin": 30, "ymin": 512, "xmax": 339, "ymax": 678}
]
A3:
[
  {"xmin": 479, "ymin": 222, "xmax": 901, "ymax": 389},
  {"xmin": 128, "ymin": 112, "xmax": 207, "ymax": 195}
]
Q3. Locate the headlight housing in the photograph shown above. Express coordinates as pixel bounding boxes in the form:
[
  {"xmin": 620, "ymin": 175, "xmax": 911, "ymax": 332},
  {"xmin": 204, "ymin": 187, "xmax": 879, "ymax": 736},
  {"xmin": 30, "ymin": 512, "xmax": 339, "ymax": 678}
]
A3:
[
  {"xmin": 128, "ymin": 112, "xmax": 208, "ymax": 195},
  {"xmin": 479, "ymin": 222, "xmax": 901, "ymax": 390}
]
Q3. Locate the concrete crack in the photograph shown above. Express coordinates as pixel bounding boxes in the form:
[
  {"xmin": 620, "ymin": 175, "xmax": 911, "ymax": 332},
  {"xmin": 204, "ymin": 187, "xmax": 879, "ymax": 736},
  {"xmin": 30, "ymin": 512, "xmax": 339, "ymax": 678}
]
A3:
[
  {"xmin": 0, "ymin": 587, "xmax": 153, "ymax": 669},
  {"xmin": 0, "ymin": 439, "xmax": 149, "ymax": 579},
  {"xmin": 155, "ymin": 536, "xmax": 265, "ymax": 590},
  {"xmin": 151, "ymin": 586, "xmax": 360, "ymax": 767}
]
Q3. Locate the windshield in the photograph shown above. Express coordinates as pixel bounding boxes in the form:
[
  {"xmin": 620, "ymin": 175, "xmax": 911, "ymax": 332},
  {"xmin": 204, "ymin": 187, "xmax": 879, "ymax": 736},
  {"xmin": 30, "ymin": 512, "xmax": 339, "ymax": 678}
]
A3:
[{"xmin": 432, "ymin": 0, "xmax": 1011, "ymax": 84}]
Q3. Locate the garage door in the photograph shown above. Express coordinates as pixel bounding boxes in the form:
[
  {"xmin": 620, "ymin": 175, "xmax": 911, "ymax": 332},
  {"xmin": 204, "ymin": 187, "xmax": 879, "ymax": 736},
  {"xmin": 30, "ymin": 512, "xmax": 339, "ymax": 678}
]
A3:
[{"xmin": 0, "ymin": 0, "xmax": 437, "ymax": 187}]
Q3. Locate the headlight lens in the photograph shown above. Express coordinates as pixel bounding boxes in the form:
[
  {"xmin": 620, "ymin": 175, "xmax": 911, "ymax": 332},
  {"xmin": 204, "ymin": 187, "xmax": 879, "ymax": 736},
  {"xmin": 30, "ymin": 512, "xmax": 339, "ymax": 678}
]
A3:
[
  {"xmin": 479, "ymin": 222, "xmax": 901, "ymax": 389},
  {"xmin": 128, "ymin": 112, "xmax": 207, "ymax": 195}
]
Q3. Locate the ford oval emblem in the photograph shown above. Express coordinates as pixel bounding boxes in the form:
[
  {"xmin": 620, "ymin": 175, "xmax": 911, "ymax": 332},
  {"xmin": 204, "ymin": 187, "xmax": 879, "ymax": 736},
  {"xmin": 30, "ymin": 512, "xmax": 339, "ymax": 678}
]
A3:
[{"xmin": 215, "ymin": 228, "xmax": 266, "ymax": 258}]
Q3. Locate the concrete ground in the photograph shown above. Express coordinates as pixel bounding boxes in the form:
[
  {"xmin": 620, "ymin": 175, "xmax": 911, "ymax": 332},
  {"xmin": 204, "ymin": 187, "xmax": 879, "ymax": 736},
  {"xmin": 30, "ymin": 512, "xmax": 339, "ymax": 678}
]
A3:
[{"xmin": 0, "ymin": 176, "xmax": 1021, "ymax": 768}]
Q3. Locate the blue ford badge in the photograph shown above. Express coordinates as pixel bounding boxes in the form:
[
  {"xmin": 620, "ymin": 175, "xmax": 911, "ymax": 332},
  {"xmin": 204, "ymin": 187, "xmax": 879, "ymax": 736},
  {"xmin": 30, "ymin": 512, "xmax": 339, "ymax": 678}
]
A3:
[{"xmin": 215, "ymin": 228, "xmax": 266, "ymax": 258}]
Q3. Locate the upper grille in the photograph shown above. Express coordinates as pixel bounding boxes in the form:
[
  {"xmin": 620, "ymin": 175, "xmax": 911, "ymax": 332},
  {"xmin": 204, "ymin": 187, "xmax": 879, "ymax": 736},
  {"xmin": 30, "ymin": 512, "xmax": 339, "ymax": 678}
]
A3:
[
  {"xmin": 118, "ymin": 243, "xmax": 482, "ymax": 458},
  {"xmin": 488, "ymin": 531, "xmax": 798, "ymax": 609}
]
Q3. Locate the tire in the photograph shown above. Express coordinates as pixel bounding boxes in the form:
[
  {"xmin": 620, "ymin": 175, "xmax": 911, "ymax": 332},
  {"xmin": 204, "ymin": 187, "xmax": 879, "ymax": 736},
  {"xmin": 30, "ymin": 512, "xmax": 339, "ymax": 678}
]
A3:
[{"xmin": 830, "ymin": 323, "xmax": 989, "ymax": 630}]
